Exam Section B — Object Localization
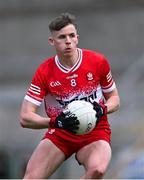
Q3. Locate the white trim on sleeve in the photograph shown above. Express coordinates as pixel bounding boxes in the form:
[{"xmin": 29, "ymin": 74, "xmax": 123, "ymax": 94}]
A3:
[
  {"xmin": 102, "ymin": 82, "xmax": 116, "ymax": 93},
  {"xmin": 24, "ymin": 95, "xmax": 42, "ymax": 106}
]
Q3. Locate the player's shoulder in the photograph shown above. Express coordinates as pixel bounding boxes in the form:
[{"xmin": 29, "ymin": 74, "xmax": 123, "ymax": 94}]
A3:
[
  {"xmin": 37, "ymin": 56, "xmax": 55, "ymax": 72},
  {"xmin": 82, "ymin": 49, "xmax": 108, "ymax": 63}
]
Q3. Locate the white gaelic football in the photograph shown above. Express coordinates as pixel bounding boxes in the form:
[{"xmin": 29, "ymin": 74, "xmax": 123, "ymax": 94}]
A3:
[{"xmin": 66, "ymin": 100, "xmax": 96, "ymax": 135}]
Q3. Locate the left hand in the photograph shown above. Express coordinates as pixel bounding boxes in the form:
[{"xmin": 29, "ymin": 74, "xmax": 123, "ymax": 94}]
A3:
[{"xmin": 90, "ymin": 98, "xmax": 107, "ymax": 122}]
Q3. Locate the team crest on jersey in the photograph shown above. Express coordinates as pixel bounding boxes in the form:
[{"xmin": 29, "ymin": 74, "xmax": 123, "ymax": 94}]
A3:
[{"xmin": 87, "ymin": 72, "xmax": 94, "ymax": 80}]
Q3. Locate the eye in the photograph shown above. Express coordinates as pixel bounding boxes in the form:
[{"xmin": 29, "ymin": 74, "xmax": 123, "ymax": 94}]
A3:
[
  {"xmin": 69, "ymin": 33, "xmax": 76, "ymax": 38},
  {"xmin": 58, "ymin": 35, "xmax": 66, "ymax": 39}
]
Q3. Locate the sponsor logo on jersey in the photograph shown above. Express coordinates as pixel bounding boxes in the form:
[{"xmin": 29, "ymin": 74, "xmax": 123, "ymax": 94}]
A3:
[
  {"xmin": 87, "ymin": 72, "xmax": 94, "ymax": 80},
  {"xmin": 66, "ymin": 74, "xmax": 78, "ymax": 79},
  {"xmin": 56, "ymin": 90, "xmax": 98, "ymax": 106},
  {"xmin": 50, "ymin": 81, "xmax": 61, "ymax": 87}
]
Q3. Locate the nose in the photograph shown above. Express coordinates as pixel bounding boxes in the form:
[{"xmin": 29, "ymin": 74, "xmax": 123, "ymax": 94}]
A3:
[{"xmin": 65, "ymin": 36, "xmax": 71, "ymax": 44}]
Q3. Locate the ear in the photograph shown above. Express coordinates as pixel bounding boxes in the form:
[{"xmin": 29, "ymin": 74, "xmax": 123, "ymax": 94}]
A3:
[
  {"xmin": 48, "ymin": 37, "xmax": 54, "ymax": 46},
  {"xmin": 77, "ymin": 34, "xmax": 79, "ymax": 39},
  {"xmin": 76, "ymin": 34, "xmax": 79, "ymax": 45}
]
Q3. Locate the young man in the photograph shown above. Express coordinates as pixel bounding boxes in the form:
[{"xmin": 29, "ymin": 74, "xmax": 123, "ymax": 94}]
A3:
[{"xmin": 20, "ymin": 13, "xmax": 120, "ymax": 179}]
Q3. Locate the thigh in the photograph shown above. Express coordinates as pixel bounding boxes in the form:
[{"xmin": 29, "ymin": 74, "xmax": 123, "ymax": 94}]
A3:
[
  {"xmin": 76, "ymin": 140, "xmax": 112, "ymax": 170},
  {"xmin": 24, "ymin": 138, "xmax": 65, "ymax": 179}
]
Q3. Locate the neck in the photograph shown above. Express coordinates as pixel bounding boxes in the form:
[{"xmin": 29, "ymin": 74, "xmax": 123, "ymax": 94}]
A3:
[{"xmin": 57, "ymin": 49, "xmax": 79, "ymax": 69}]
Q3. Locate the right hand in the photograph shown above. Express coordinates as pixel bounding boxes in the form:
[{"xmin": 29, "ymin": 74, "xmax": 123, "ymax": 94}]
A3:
[{"xmin": 49, "ymin": 110, "xmax": 80, "ymax": 134}]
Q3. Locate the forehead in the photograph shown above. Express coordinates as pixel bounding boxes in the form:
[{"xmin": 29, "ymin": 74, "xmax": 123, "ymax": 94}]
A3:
[{"xmin": 52, "ymin": 24, "xmax": 77, "ymax": 37}]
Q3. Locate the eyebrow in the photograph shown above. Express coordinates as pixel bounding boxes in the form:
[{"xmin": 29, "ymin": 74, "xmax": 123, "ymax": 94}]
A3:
[{"xmin": 58, "ymin": 32, "xmax": 76, "ymax": 37}]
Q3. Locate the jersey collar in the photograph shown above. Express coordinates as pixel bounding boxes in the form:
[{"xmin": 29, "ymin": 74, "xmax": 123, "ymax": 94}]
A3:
[{"xmin": 55, "ymin": 48, "xmax": 82, "ymax": 73}]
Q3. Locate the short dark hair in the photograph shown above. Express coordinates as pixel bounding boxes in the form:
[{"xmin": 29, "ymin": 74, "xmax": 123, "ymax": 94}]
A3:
[{"xmin": 49, "ymin": 13, "xmax": 77, "ymax": 32}]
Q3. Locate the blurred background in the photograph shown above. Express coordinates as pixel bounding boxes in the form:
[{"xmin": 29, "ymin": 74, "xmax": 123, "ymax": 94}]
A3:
[{"xmin": 0, "ymin": 0, "xmax": 144, "ymax": 178}]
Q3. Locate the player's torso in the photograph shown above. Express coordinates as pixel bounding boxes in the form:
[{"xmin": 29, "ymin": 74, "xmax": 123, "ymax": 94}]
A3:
[{"xmin": 44, "ymin": 49, "xmax": 104, "ymax": 117}]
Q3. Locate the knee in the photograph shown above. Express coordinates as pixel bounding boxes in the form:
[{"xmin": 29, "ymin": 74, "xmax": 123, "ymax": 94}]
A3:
[{"xmin": 86, "ymin": 166, "xmax": 106, "ymax": 179}]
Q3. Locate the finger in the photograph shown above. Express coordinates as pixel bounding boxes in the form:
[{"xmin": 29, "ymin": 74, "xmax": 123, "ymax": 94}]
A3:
[{"xmin": 75, "ymin": 120, "xmax": 80, "ymax": 125}]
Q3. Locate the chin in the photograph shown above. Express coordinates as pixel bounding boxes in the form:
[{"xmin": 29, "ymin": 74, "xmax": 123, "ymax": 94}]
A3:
[{"xmin": 64, "ymin": 51, "xmax": 73, "ymax": 56}]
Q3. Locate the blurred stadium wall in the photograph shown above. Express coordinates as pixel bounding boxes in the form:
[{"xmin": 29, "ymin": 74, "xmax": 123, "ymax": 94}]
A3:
[{"xmin": 0, "ymin": 0, "xmax": 144, "ymax": 178}]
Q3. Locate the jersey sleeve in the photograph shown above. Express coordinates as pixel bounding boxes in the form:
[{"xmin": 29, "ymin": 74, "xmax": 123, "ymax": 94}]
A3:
[
  {"xmin": 100, "ymin": 56, "xmax": 116, "ymax": 93},
  {"xmin": 24, "ymin": 66, "xmax": 47, "ymax": 106}
]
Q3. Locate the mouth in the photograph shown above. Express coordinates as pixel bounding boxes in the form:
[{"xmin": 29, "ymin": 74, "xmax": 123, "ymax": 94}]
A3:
[{"xmin": 65, "ymin": 48, "xmax": 72, "ymax": 53}]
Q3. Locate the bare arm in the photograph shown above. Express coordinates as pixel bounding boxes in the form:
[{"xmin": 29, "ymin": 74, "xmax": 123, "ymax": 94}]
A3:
[
  {"xmin": 20, "ymin": 99, "xmax": 51, "ymax": 129},
  {"xmin": 103, "ymin": 87, "xmax": 120, "ymax": 114},
  {"xmin": 20, "ymin": 99, "xmax": 80, "ymax": 133}
]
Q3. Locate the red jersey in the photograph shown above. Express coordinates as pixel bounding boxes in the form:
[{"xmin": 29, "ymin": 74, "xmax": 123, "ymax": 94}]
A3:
[{"xmin": 25, "ymin": 48, "xmax": 116, "ymax": 129}]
